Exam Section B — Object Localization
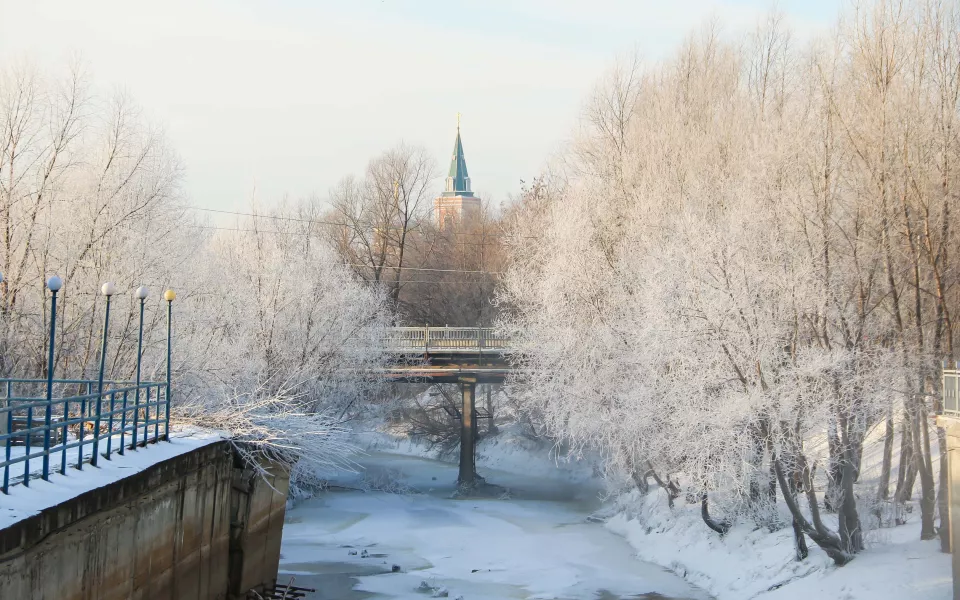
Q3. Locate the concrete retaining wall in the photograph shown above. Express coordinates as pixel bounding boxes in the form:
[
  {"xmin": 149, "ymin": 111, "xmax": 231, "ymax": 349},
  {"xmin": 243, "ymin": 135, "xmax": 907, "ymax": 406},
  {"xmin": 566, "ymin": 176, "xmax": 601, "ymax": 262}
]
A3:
[{"xmin": 0, "ymin": 440, "xmax": 290, "ymax": 600}]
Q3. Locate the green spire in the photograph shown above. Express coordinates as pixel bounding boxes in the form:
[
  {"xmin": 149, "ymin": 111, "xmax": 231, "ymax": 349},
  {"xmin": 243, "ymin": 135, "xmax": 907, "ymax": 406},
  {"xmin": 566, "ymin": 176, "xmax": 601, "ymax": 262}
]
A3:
[{"xmin": 442, "ymin": 125, "xmax": 474, "ymax": 197}]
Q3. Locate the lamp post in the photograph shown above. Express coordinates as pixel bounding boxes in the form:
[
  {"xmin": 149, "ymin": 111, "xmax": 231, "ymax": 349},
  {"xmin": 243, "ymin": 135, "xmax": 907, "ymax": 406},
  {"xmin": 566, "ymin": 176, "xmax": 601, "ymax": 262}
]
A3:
[
  {"xmin": 130, "ymin": 286, "xmax": 148, "ymax": 451},
  {"xmin": 91, "ymin": 282, "xmax": 115, "ymax": 466},
  {"xmin": 39, "ymin": 275, "xmax": 61, "ymax": 483},
  {"xmin": 162, "ymin": 289, "xmax": 175, "ymax": 441},
  {"xmin": 0, "ymin": 272, "xmax": 8, "ymax": 492}
]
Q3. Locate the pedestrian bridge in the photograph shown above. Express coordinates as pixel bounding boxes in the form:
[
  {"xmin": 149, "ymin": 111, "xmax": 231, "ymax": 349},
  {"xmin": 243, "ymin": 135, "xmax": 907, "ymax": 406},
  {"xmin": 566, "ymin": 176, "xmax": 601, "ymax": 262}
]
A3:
[
  {"xmin": 382, "ymin": 326, "xmax": 512, "ymax": 357},
  {"xmin": 378, "ymin": 326, "xmax": 514, "ymax": 487},
  {"xmin": 378, "ymin": 327, "xmax": 513, "ymax": 383}
]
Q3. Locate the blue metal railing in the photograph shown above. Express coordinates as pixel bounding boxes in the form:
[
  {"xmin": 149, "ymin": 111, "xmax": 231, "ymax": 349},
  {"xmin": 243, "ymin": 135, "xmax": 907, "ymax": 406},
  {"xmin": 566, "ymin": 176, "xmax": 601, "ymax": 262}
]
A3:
[{"xmin": 0, "ymin": 378, "xmax": 171, "ymax": 494}]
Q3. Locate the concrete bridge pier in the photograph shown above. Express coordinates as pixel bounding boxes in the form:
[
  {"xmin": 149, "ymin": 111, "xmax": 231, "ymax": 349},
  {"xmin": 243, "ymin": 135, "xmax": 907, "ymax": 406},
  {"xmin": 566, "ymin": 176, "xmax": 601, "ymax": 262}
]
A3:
[{"xmin": 458, "ymin": 376, "xmax": 477, "ymax": 487}]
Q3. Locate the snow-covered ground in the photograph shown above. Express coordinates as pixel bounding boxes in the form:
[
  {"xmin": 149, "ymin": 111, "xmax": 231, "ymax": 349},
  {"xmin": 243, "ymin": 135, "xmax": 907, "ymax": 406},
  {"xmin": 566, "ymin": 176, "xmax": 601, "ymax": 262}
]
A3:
[
  {"xmin": 607, "ymin": 490, "xmax": 951, "ymax": 600},
  {"xmin": 317, "ymin": 428, "xmax": 953, "ymax": 600},
  {"xmin": 280, "ymin": 451, "xmax": 710, "ymax": 599},
  {"xmin": 0, "ymin": 427, "xmax": 222, "ymax": 530}
]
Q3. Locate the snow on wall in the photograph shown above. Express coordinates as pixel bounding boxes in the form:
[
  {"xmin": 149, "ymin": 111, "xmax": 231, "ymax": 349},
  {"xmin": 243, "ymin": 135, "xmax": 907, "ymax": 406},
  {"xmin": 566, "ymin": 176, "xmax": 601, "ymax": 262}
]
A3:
[{"xmin": 0, "ymin": 427, "xmax": 222, "ymax": 531}]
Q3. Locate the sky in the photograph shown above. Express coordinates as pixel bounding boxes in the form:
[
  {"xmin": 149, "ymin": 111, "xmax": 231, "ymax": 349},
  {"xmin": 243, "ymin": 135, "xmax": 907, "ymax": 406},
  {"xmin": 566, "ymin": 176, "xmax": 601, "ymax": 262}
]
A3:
[{"xmin": 0, "ymin": 0, "xmax": 842, "ymax": 216}]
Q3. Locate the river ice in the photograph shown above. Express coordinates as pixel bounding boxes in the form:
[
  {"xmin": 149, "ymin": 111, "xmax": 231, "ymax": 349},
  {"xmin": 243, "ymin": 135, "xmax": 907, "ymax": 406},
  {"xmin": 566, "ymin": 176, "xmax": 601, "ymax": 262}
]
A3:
[{"xmin": 279, "ymin": 452, "xmax": 711, "ymax": 600}]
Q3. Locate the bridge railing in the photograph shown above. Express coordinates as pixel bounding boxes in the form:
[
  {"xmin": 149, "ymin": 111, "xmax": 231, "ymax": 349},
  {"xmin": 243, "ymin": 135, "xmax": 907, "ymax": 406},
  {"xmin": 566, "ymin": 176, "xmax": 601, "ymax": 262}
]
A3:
[
  {"xmin": 0, "ymin": 378, "xmax": 170, "ymax": 493},
  {"xmin": 384, "ymin": 327, "xmax": 511, "ymax": 353},
  {"xmin": 945, "ymin": 362, "xmax": 960, "ymax": 418}
]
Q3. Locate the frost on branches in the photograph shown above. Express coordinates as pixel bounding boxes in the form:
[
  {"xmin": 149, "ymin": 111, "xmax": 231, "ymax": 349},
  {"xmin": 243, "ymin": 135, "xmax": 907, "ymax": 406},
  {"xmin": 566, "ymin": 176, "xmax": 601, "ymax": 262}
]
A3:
[
  {"xmin": 0, "ymin": 64, "xmax": 390, "ymax": 494},
  {"xmin": 500, "ymin": 2, "xmax": 958, "ymax": 564},
  {"xmin": 174, "ymin": 207, "xmax": 391, "ymax": 495}
]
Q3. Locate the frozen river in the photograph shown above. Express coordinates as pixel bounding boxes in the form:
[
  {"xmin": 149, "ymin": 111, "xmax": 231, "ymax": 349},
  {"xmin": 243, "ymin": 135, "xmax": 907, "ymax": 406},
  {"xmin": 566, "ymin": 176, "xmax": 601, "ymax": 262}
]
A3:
[{"xmin": 279, "ymin": 452, "xmax": 710, "ymax": 600}]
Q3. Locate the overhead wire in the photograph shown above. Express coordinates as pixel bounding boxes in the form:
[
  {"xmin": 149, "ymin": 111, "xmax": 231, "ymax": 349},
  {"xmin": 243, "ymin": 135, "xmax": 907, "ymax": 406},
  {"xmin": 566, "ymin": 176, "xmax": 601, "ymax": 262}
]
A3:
[
  {"xmin": 181, "ymin": 223, "xmax": 505, "ymax": 277},
  {"xmin": 184, "ymin": 222, "xmax": 510, "ymax": 251},
  {"xmin": 184, "ymin": 205, "xmax": 510, "ymax": 239}
]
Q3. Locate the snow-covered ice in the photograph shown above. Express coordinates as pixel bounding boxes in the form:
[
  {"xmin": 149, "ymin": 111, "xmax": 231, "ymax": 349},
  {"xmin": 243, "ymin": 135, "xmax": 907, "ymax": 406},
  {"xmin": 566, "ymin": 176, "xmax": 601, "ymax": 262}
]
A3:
[
  {"xmin": 280, "ymin": 451, "xmax": 710, "ymax": 599},
  {"xmin": 315, "ymin": 428, "xmax": 954, "ymax": 600}
]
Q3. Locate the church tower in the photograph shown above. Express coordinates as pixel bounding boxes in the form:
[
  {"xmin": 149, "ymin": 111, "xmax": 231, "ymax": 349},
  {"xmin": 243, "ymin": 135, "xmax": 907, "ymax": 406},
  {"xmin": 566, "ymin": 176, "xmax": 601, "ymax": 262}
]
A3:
[{"xmin": 434, "ymin": 121, "xmax": 481, "ymax": 230}]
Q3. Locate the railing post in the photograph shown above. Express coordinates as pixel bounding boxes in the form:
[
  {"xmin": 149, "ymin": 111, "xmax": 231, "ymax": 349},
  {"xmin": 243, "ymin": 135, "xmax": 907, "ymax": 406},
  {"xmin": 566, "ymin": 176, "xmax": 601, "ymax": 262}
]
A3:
[
  {"xmin": 2, "ymin": 405, "xmax": 10, "ymax": 494},
  {"xmin": 119, "ymin": 390, "xmax": 129, "ymax": 454},
  {"xmin": 91, "ymin": 282, "xmax": 115, "ymax": 466},
  {"xmin": 59, "ymin": 393, "xmax": 68, "ymax": 474},
  {"xmin": 163, "ymin": 289, "xmax": 175, "ymax": 441},
  {"xmin": 143, "ymin": 386, "xmax": 151, "ymax": 443},
  {"xmin": 41, "ymin": 275, "xmax": 62, "ymax": 482},
  {"xmin": 2, "ymin": 380, "xmax": 10, "ymax": 493},
  {"xmin": 131, "ymin": 287, "xmax": 148, "ymax": 450},
  {"xmin": 77, "ymin": 382, "xmax": 88, "ymax": 469},
  {"xmin": 105, "ymin": 391, "xmax": 116, "ymax": 457}
]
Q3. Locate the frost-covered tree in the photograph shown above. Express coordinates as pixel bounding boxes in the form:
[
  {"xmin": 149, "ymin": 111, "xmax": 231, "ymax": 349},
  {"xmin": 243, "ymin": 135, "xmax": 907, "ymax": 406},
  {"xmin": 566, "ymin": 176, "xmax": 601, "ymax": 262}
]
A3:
[
  {"xmin": 0, "ymin": 63, "xmax": 391, "ymax": 488},
  {"xmin": 500, "ymin": 0, "xmax": 960, "ymax": 562}
]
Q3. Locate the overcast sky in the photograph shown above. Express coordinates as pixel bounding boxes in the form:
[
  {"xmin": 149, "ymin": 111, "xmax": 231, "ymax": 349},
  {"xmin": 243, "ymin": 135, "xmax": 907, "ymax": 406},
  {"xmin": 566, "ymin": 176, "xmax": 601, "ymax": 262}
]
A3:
[{"xmin": 0, "ymin": 1, "xmax": 842, "ymax": 215}]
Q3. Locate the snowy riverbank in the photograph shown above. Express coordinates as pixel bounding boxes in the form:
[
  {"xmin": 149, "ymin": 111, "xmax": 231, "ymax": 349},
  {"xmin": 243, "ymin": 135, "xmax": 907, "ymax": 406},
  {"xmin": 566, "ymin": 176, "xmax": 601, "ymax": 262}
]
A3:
[
  {"xmin": 352, "ymin": 427, "xmax": 952, "ymax": 600},
  {"xmin": 606, "ymin": 489, "xmax": 950, "ymax": 600}
]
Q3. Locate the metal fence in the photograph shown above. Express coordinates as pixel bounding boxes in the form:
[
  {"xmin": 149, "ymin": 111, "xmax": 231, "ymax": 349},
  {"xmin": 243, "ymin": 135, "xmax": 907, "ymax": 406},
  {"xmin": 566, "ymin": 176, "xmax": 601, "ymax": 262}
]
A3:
[
  {"xmin": 0, "ymin": 275, "xmax": 177, "ymax": 494},
  {"xmin": 945, "ymin": 362, "xmax": 960, "ymax": 417},
  {"xmin": 384, "ymin": 327, "xmax": 511, "ymax": 353},
  {"xmin": 0, "ymin": 378, "xmax": 170, "ymax": 492}
]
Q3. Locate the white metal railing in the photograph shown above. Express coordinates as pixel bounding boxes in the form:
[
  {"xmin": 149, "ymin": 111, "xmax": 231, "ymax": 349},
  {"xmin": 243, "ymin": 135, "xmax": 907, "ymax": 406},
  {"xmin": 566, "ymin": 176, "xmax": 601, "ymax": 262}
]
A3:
[
  {"xmin": 945, "ymin": 362, "xmax": 960, "ymax": 417},
  {"xmin": 383, "ymin": 327, "xmax": 511, "ymax": 353}
]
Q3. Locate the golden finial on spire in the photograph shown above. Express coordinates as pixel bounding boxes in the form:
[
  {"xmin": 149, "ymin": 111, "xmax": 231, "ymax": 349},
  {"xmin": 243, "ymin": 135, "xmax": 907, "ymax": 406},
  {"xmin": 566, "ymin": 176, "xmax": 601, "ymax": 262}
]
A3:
[{"xmin": 457, "ymin": 112, "xmax": 461, "ymax": 130}]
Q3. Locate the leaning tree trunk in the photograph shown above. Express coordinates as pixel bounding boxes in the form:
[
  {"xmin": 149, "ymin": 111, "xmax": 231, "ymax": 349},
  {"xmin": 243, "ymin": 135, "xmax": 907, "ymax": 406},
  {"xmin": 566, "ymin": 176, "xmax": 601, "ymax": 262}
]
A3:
[
  {"xmin": 646, "ymin": 461, "xmax": 681, "ymax": 508},
  {"xmin": 786, "ymin": 457, "xmax": 809, "ymax": 561},
  {"xmin": 774, "ymin": 458, "xmax": 854, "ymax": 566},
  {"xmin": 700, "ymin": 492, "xmax": 731, "ymax": 536}
]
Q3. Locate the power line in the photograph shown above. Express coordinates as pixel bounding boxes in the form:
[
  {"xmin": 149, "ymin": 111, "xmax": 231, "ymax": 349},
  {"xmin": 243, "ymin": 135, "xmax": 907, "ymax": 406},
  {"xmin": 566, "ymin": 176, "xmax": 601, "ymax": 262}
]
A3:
[
  {"xmin": 356, "ymin": 265, "xmax": 501, "ymax": 275},
  {"xmin": 185, "ymin": 206, "xmax": 508, "ymax": 239},
  {"xmin": 184, "ymin": 223, "xmax": 507, "ymax": 251},
  {"xmin": 182, "ymin": 224, "xmax": 504, "ymax": 276}
]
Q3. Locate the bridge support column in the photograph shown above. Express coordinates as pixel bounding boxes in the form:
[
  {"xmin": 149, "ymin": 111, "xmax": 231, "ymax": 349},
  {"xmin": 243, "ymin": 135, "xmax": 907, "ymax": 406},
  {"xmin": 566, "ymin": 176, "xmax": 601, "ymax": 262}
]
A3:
[{"xmin": 458, "ymin": 376, "xmax": 477, "ymax": 487}]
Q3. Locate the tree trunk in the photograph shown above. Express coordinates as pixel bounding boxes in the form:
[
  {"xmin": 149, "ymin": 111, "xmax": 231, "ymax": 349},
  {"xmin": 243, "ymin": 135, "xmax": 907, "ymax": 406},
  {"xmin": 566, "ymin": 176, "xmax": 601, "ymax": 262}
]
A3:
[
  {"xmin": 877, "ymin": 408, "xmax": 894, "ymax": 501},
  {"xmin": 792, "ymin": 516, "xmax": 810, "ymax": 561},
  {"xmin": 912, "ymin": 396, "xmax": 937, "ymax": 540},
  {"xmin": 826, "ymin": 422, "xmax": 842, "ymax": 512},
  {"xmin": 630, "ymin": 468, "xmax": 651, "ymax": 494},
  {"xmin": 647, "ymin": 462, "xmax": 680, "ymax": 508},
  {"xmin": 773, "ymin": 458, "xmax": 853, "ymax": 566},
  {"xmin": 896, "ymin": 410, "xmax": 917, "ymax": 508},
  {"xmin": 838, "ymin": 447, "xmax": 864, "ymax": 552},
  {"xmin": 485, "ymin": 385, "xmax": 498, "ymax": 435},
  {"xmin": 700, "ymin": 492, "xmax": 731, "ymax": 536}
]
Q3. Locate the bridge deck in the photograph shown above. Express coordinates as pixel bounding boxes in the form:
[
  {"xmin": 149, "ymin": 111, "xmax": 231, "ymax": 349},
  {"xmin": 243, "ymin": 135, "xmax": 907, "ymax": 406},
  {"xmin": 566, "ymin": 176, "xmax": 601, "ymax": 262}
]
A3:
[
  {"xmin": 380, "ymin": 328, "xmax": 513, "ymax": 382},
  {"xmin": 383, "ymin": 327, "xmax": 512, "ymax": 355}
]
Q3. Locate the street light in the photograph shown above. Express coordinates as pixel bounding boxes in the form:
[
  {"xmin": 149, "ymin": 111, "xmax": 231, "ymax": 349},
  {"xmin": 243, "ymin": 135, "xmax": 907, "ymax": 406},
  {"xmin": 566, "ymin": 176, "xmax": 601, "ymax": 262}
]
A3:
[
  {"xmin": 38, "ymin": 276, "xmax": 61, "ymax": 483},
  {"xmin": 130, "ymin": 286, "xmax": 148, "ymax": 451},
  {"xmin": 162, "ymin": 289, "xmax": 175, "ymax": 441},
  {"xmin": 91, "ymin": 282, "xmax": 115, "ymax": 466}
]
